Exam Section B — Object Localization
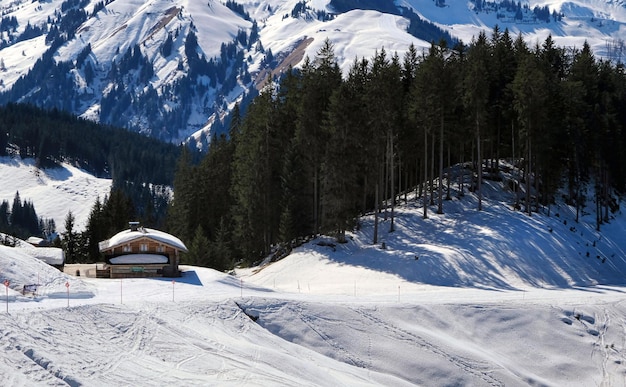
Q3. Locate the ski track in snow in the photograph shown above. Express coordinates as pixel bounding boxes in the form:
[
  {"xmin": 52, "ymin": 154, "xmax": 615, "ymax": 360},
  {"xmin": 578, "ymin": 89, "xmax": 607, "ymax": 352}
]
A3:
[{"xmin": 2, "ymin": 157, "xmax": 626, "ymax": 384}]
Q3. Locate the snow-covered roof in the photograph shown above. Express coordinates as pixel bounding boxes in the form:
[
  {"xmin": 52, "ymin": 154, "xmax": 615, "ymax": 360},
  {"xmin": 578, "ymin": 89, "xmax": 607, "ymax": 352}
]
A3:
[
  {"xmin": 26, "ymin": 236, "xmax": 45, "ymax": 246},
  {"xmin": 109, "ymin": 254, "xmax": 169, "ymax": 264},
  {"xmin": 99, "ymin": 227, "xmax": 188, "ymax": 253},
  {"xmin": 23, "ymin": 247, "xmax": 65, "ymax": 265}
]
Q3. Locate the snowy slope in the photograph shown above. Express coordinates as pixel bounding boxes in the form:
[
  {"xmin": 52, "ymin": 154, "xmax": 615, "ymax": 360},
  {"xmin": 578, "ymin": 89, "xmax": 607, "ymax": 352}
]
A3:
[
  {"xmin": 402, "ymin": 0, "xmax": 626, "ymax": 55},
  {"xmin": 243, "ymin": 179, "xmax": 626, "ymax": 293},
  {"xmin": 2, "ymin": 160, "xmax": 626, "ymax": 385},
  {"xmin": 0, "ymin": 156, "xmax": 112, "ymax": 232}
]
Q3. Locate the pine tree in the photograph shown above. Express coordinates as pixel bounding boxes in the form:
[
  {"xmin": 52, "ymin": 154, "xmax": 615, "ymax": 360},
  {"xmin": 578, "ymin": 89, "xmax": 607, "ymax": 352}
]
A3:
[
  {"xmin": 487, "ymin": 26, "xmax": 516, "ymax": 178},
  {"xmin": 210, "ymin": 217, "xmax": 233, "ymax": 271},
  {"xmin": 365, "ymin": 48, "xmax": 403, "ymax": 233},
  {"xmin": 566, "ymin": 42, "xmax": 599, "ymax": 222},
  {"xmin": 102, "ymin": 188, "xmax": 136, "ymax": 235},
  {"xmin": 296, "ymin": 39, "xmax": 342, "ymax": 234},
  {"xmin": 196, "ymin": 132, "xmax": 235, "ymax": 244},
  {"xmin": 167, "ymin": 147, "xmax": 196, "ymax": 244},
  {"xmin": 511, "ymin": 47, "xmax": 548, "ymax": 215},
  {"xmin": 9, "ymin": 191, "xmax": 22, "ymax": 228},
  {"xmin": 231, "ymin": 86, "xmax": 280, "ymax": 261},
  {"xmin": 0, "ymin": 200, "xmax": 9, "ymax": 231},
  {"xmin": 536, "ymin": 36, "xmax": 568, "ymax": 212},
  {"xmin": 62, "ymin": 211, "xmax": 78, "ymax": 263},
  {"xmin": 399, "ymin": 45, "xmax": 421, "ymax": 205},
  {"xmin": 321, "ymin": 63, "xmax": 365, "ymax": 242},
  {"xmin": 84, "ymin": 197, "xmax": 105, "ymax": 262},
  {"xmin": 416, "ymin": 41, "xmax": 452, "ymax": 215},
  {"xmin": 463, "ymin": 32, "xmax": 491, "ymax": 211},
  {"xmin": 185, "ymin": 225, "xmax": 211, "ymax": 266}
]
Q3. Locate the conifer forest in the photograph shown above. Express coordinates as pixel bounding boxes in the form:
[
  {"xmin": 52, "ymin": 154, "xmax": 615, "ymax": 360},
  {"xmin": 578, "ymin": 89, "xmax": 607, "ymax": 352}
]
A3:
[
  {"xmin": 3, "ymin": 27, "xmax": 626, "ymax": 271},
  {"xmin": 169, "ymin": 29, "xmax": 626, "ymax": 269}
]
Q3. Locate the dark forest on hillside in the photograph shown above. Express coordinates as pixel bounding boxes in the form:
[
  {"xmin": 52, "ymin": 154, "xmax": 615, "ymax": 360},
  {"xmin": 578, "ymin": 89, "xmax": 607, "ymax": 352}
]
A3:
[
  {"xmin": 0, "ymin": 103, "xmax": 180, "ymax": 184},
  {"xmin": 169, "ymin": 30, "xmax": 626, "ymax": 270},
  {"xmin": 0, "ymin": 104, "xmax": 181, "ymax": 252}
]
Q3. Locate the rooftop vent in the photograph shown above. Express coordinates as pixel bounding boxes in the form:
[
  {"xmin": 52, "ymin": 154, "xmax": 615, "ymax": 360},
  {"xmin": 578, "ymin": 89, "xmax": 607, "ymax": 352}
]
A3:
[{"xmin": 129, "ymin": 221, "xmax": 140, "ymax": 232}]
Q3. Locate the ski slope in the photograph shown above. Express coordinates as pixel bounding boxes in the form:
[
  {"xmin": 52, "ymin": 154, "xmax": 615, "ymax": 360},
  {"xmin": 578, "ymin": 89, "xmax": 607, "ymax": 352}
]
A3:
[{"xmin": 2, "ymin": 159, "xmax": 626, "ymax": 385}]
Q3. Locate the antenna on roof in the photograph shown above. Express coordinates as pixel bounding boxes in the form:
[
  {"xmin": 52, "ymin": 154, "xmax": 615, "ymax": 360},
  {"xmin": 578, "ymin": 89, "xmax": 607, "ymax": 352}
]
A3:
[{"xmin": 129, "ymin": 221, "xmax": 140, "ymax": 232}]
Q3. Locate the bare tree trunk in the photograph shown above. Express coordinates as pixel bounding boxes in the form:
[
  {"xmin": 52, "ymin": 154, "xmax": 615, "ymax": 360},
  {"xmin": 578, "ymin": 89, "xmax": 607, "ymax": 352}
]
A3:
[
  {"xmin": 416, "ymin": 158, "xmax": 421, "ymax": 201},
  {"xmin": 437, "ymin": 115, "xmax": 444, "ymax": 214},
  {"xmin": 423, "ymin": 128, "xmax": 428, "ymax": 219},
  {"xmin": 535, "ymin": 151, "xmax": 540, "ymax": 212},
  {"xmin": 373, "ymin": 182, "xmax": 379, "ymax": 244},
  {"xmin": 389, "ymin": 130, "xmax": 395, "ymax": 232},
  {"xmin": 383, "ymin": 139, "xmax": 388, "ymax": 221},
  {"xmin": 525, "ymin": 130, "xmax": 532, "ymax": 216},
  {"xmin": 404, "ymin": 166, "xmax": 409, "ymax": 204},
  {"xmin": 596, "ymin": 166, "xmax": 601, "ymax": 231},
  {"xmin": 429, "ymin": 133, "xmax": 435, "ymax": 206},
  {"xmin": 512, "ymin": 120, "xmax": 519, "ymax": 211},
  {"xmin": 604, "ymin": 169, "xmax": 610, "ymax": 223},
  {"xmin": 362, "ymin": 175, "xmax": 368, "ymax": 215},
  {"xmin": 314, "ymin": 168, "xmax": 319, "ymax": 234},
  {"xmin": 446, "ymin": 144, "xmax": 451, "ymax": 200},
  {"xmin": 476, "ymin": 118, "xmax": 482, "ymax": 211},
  {"xmin": 398, "ymin": 155, "xmax": 404, "ymax": 203},
  {"xmin": 458, "ymin": 142, "xmax": 465, "ymax": 196}
]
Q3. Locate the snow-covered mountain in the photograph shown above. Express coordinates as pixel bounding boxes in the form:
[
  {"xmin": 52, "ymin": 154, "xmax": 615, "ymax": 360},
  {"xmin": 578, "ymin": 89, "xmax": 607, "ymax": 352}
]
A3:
[{"xmin": 1, "ymin": 0, "xmax": 624, "ymax": 145}]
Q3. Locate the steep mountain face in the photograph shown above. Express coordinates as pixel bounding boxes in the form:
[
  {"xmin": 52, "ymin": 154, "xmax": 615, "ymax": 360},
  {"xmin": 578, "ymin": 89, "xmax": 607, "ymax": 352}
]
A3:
[{"xmin": 0, "ymin": 0, "xmax": 624, "ymax": 145}]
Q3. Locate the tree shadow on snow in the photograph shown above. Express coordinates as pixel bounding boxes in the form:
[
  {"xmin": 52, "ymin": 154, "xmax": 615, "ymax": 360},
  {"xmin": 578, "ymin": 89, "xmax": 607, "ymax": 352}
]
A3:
[{"xmin": 158, "ymin": 270, "xmax": 203, "ymax": 286}]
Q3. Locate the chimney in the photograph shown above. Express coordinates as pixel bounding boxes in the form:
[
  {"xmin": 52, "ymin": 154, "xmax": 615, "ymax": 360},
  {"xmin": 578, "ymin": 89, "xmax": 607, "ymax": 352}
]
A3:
[{"xmin": 129, "ymin": 221, "xmax": 140, "ymax": 232}]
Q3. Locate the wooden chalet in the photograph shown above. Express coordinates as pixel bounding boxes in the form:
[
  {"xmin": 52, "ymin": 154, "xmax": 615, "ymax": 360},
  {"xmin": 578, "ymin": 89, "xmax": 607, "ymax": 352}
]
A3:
[{"xmin": 98, "ymin": 222, "xmax": 188, "ymax": 278}]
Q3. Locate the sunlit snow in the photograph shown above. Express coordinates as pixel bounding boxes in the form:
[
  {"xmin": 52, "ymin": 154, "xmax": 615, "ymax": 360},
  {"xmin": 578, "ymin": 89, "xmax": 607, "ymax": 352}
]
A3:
[{"xmin": 2, "ymin": 158, "xmax": 626, "ymax": 385}]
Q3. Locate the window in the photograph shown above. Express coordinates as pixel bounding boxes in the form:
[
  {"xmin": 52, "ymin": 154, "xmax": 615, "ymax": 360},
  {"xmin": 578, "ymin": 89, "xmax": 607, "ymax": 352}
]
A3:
[
  {"xmin": 123, "ymin": 245, "xmax": 131, "ymax": 252},
  {"xmin": 140, "ymin": 243, "xmax": 148, "ymax": 252},
  {"xmin": 157, "ymin": 245, "xmax": 164, "ymax": 253}
]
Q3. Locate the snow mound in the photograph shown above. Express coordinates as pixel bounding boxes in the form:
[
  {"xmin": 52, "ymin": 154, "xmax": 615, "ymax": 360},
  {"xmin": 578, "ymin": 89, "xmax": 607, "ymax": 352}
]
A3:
[
  {"xmin": 0, "ymin": 245, "xmax": 94, "ymax": 300},
  {"xmin": 243, "ymin": 176, "xmax": 626, "ymax": 293}
]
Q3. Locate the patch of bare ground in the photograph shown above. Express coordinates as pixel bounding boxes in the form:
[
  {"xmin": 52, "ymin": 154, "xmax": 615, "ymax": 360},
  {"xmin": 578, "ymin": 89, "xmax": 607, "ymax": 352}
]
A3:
[
  {"xmin": 255, "ymin": 37, "xmax": 314, "ymax": 90},
  {"xmin": 143, "ymin": 7, "xmax": 181, "ymax": 43}
]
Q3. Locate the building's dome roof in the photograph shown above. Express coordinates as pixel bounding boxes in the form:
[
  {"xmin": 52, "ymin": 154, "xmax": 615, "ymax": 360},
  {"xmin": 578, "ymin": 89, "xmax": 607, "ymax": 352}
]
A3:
[{"xmin": 99, "ymin": 227, "xmax": 188, "ymax": 253}]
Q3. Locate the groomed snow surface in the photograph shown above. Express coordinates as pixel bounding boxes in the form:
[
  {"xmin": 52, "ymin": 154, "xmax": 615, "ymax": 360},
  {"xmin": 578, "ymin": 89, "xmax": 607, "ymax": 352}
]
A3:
[{"xmin": 2, "ymin": 161, "xmax": 626, "ymax": 385}]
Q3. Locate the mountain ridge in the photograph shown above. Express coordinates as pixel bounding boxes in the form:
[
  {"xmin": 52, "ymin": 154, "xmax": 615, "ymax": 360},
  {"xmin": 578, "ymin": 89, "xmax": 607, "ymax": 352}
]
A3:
[{"xmin": 0, "ymin": 0, "xmax": 624, "ymax": 144}]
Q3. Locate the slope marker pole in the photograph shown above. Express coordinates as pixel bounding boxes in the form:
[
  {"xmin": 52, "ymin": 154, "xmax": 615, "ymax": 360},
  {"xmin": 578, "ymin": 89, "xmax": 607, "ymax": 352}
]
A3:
[
  {"xmin": 4, "ymin": 280, "xmax": 9, "ymax": 314},
  {"xmin": 65, "ymin": 281, "xmax": 70, "ymax": 308}
]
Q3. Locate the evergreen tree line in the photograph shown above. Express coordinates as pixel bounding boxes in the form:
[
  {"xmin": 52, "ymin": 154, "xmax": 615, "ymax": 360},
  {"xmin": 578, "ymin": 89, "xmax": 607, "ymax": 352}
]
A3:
[
  {"xmin": 0, "ymin": 192, "xmax": 56, "ymax": 241},
  {"xmin": 0, "ymin": 103, "xmax": 181, "ymax": 245},
  {"xmin": 0, "ymin": 103, "xmax": 179, "ymax": 185},
  {"xmin": 168, "ymin": 30, "xmax": 626, "ymax": 270},
  {"xmin": 61, "ymin": 187, "xmax": 144, "ymax": 263}
]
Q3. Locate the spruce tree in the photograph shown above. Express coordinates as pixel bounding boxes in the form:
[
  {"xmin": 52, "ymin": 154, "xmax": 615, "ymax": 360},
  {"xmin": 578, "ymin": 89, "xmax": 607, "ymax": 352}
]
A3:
[
  {"xmin": 186, "ymin": 225, "xmax": 211, "ymax": 266},
  {"xmin": 566, "ymin": 42, "xmax": 599, "ymax": 222},
  {"xmin": 321, "ymin": 64, "xmax": 365, "ymax": 242},
  {"xmin": 296, "ymin": 39, "xmax": 342, "ymax": 234},
  {"xmin": 167, "ymin": 147, "xmax": 196, "ymax": 243},
  {"xmin": 84, "ymin": 197, "xmax": 104, "ymax": 262},
  {"xmin": 511, "ymin": 47, "xmax": 548, "ymax": 215},
  {"xmin": 231, "ymin": 86, "xmax": 280, "ymax": 261},
  {"xmin": 487, "ymin": 26, "xmax": 516, "ymax": 176},
  {"xmin": 62, "ymin": 211, "xmax": 78, "ymax": 263},
  {"xmin": 463, "ymin": 32, "xmax": 491, "ymax": 211}
]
